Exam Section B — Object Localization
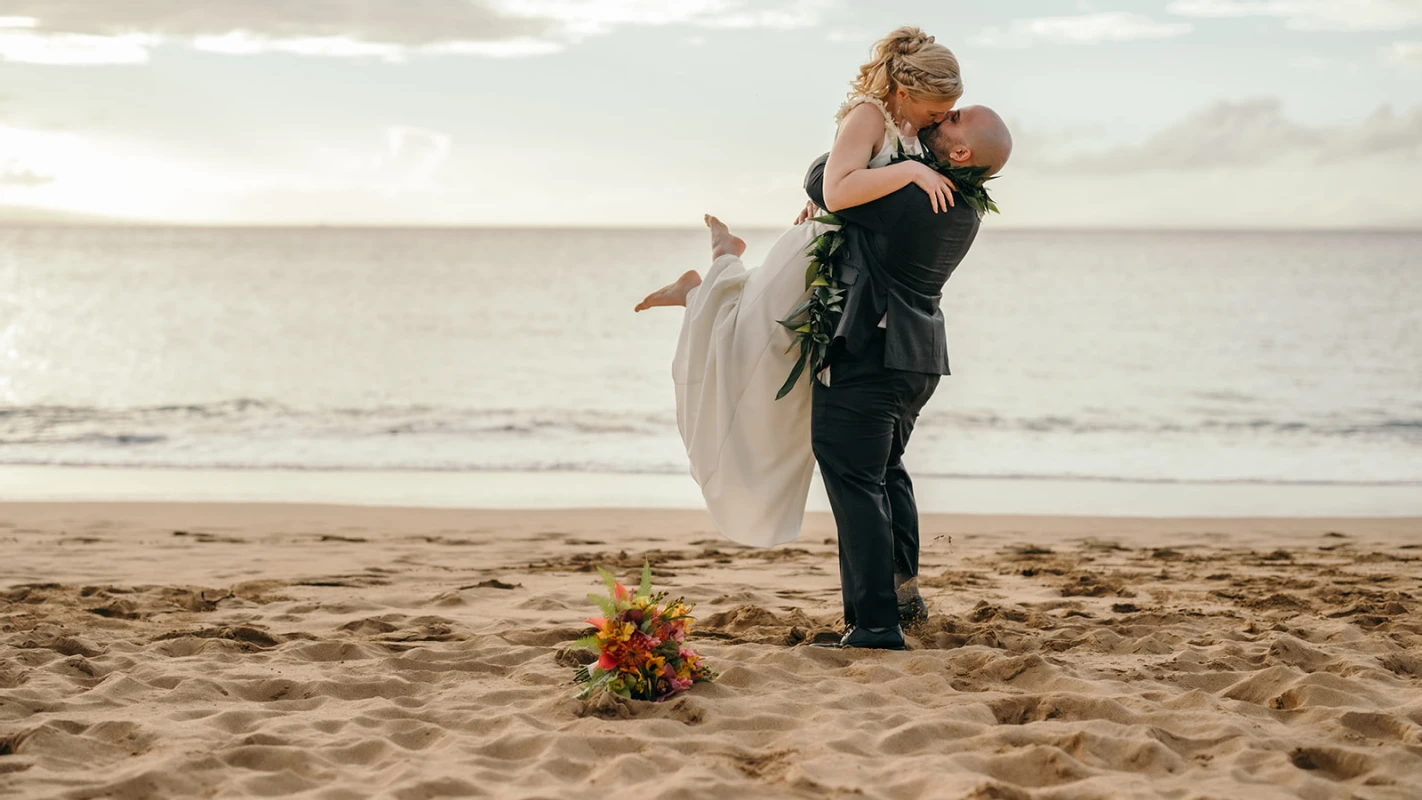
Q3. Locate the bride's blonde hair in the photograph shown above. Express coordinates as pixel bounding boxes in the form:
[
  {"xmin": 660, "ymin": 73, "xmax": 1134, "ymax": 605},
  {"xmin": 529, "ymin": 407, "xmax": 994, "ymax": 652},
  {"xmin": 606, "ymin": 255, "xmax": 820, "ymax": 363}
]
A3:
[{"xmin": 850, "ymin": 26, "xmax": 962, "ymax": 103}]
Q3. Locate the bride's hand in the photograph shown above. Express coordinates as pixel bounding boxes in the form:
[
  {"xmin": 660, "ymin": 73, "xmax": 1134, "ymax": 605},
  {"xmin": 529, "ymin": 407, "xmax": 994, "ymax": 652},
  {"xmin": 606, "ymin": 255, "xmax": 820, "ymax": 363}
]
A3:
[
  {"xmin": 794, "ymin": 200, "xmax": 822, "ymax": 226},
  {"xmin": 905, "ymin": 161, "xmax": 957, "ymax": 213}
]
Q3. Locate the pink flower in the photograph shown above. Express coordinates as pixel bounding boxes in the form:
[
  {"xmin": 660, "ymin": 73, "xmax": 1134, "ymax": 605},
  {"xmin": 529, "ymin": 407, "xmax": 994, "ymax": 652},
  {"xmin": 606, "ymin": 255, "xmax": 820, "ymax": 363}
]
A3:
[
  {"xmin": 585, "ymin": 616, "xmax": 608, "ymax": 629},
  {"xmin": 614, "ymin": 582, "xmax": 629, "ymax": 601}
]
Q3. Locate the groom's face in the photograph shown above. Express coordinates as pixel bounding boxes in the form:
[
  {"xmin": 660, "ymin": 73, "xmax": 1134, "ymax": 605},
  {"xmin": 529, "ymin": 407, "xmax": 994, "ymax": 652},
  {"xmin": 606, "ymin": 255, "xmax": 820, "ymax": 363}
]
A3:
[
  {"xmin": 926, "ymin": 108, "xmax": 971, "ymax": 154},
  {"xmin": 926, "ymin": 105, "xmax": 1012, "ymax": 175},
  {"xmin": 924, "ymin": 106, "xmax": 987, "ymax": 165}
]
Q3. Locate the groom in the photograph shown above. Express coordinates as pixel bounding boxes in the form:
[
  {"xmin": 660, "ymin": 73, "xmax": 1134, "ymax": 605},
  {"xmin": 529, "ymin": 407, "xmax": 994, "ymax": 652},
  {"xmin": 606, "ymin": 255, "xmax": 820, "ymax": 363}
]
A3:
[{"xmin": 806, "ymin": 106, "xmax": 1012, "ymax": 650}]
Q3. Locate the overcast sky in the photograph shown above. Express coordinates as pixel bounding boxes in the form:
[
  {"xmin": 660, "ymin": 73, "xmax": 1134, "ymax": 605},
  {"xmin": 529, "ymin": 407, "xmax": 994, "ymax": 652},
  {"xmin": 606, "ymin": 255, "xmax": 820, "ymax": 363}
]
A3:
[{"xmin": 1, "ymin": 0, "xmax": 1420, "ymax": 227}]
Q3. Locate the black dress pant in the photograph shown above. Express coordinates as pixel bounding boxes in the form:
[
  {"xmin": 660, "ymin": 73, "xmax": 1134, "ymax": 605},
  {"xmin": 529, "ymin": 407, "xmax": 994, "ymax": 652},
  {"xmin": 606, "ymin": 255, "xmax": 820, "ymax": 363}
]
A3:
[{"xmin": 811, "ymin": 333, "xmax": 939, "ymax": 630}]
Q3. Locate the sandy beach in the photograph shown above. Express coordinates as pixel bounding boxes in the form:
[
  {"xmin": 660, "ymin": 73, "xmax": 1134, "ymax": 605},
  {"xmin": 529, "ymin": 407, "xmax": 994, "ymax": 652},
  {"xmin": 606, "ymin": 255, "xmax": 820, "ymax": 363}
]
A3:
[{"xmin": 1, "ymin": 503, "xmax": 1419, "ymax": 799}]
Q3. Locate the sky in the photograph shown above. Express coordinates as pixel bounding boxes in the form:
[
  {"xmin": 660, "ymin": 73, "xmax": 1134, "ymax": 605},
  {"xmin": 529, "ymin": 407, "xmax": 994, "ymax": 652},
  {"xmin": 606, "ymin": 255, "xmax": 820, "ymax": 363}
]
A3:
[{"xmin": 0, "ymin": 0, "xmax": 1420, "ymax": 228}]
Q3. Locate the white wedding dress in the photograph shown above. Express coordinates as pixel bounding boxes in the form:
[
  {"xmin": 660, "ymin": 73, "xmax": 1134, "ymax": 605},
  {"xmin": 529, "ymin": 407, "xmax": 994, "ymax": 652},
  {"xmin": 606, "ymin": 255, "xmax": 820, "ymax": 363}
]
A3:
[{"xmin": 672, "ymin": 96, "xmax": 922, "ymax": 548}]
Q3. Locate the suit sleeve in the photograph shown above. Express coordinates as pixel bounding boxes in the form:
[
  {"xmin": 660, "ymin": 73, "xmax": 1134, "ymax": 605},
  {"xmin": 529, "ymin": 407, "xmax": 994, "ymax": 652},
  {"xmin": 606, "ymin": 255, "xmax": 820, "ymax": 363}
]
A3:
[{"xmin": 803, "ymin": 153, "xmax": 906, "ymax": 234}]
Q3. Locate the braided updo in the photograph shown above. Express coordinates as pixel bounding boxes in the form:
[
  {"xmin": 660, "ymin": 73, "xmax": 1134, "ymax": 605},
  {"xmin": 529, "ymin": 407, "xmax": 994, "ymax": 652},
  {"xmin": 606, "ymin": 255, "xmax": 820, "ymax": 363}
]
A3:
[{"xmin": 849, "ymin": 26, "xmax": 962, "ymax": 104}]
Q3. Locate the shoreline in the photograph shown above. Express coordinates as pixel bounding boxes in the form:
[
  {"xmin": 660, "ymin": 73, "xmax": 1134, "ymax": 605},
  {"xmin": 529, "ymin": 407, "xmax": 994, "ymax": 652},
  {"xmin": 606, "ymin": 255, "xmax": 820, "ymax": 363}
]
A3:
[
  {"xmin": 5, "ymin": 501, "xmax": 1421, "ymax": 524},
  {"xmin": 5, "ymin": 501, "xmax": 1418, "ymax": 592},
  {"xmin": 6, "ymin": 465, "xmax": 1422, "ymax": 517}
]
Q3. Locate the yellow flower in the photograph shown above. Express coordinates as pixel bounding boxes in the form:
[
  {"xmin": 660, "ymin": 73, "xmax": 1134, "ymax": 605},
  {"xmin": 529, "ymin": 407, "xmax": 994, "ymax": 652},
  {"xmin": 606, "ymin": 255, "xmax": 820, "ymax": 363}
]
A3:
[{"xmin": 597, "ymin": 621, "xmax": 635, "ymax": 646}]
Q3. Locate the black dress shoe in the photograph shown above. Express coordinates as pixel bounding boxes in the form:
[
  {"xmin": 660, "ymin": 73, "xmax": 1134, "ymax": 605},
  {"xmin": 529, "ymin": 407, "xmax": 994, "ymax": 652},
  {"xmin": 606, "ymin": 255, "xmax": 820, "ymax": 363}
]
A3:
[
  {"xmin": 898, "ymin": 596, "xmax": 929, "ymax": 627},
  {"xmin": 840, "ymin": 625, "xmax": 905, "ymax": 650},
  {"xmin": 807, "ymin": 624, "xmax": 853, "ymax": 648}
]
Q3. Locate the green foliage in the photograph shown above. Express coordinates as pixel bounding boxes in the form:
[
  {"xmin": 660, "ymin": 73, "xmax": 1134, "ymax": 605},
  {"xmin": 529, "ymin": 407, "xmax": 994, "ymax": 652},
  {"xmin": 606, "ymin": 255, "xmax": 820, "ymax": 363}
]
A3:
[
  {"xmin": 569, "ymin": 561, "xmax": 715, "ymax": 703},
  {"xmin": 637, "ymin": 559, "xmax": 652, "ymax": 599},
  {"xmin": 893, "ymin": 140, "xmax": 1001, "ymax": 217},
  {"xmin": 776, "ymin": 218, "xmax": 848, "ymax": 400},
  {"xmin": 587, "ymin": 593, "xmax": 616, "ymax": 617},
  {"xmin": 774, "ymin": 146, "xmax": 1004, "ymax": 400},
  {"xmin": 596, "ymin": 566, "xmax": 618, "ymax": 596}
]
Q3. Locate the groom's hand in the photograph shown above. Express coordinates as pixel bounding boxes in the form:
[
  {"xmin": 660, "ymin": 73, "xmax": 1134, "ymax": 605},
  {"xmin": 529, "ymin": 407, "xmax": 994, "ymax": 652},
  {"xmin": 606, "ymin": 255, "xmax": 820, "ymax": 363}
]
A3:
[{"xmin": 794, "ymin": 200, "xmax": 822, "ymax": 226}]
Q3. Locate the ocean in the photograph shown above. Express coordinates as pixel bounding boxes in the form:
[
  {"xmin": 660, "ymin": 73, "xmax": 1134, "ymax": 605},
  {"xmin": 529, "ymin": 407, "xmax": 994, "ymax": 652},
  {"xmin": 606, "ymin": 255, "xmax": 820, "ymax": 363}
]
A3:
[{"xmin": 2, "ymin": 225, "xmax": 1419, "ymax": 512}]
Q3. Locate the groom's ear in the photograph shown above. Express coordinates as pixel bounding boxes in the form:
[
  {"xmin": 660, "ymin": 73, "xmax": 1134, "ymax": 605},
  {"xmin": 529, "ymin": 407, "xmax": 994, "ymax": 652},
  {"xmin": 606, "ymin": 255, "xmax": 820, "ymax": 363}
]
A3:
[{"xmin": 948, "ymin": 144, "xmax": 972, "ymax": 165}]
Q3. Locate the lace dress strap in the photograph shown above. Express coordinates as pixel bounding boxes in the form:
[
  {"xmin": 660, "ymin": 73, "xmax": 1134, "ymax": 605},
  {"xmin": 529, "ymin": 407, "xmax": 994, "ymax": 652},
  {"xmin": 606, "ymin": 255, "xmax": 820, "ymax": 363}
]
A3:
[
  {"xmin": 835, "ymin": 94, "xmax": 898, "ymax": 139},
  {"xmin": 834, "ymin": 93, "xmax": 924, "ymax": 162}
]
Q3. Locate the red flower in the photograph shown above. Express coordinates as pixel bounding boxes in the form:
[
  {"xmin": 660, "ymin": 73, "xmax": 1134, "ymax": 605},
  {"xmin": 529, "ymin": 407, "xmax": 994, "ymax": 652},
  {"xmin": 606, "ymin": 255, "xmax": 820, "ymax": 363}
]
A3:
[{"xmin": 597, "ymin": 650, "xmax": 618, "ymax": 671}]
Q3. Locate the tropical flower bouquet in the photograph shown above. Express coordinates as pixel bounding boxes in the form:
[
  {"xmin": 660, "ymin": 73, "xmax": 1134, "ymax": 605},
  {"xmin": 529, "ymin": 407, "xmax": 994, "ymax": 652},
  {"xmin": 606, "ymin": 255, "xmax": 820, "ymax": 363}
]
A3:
[{"xmin": 571, "ymin": 562, "xmax": 715, "ymax": 702}]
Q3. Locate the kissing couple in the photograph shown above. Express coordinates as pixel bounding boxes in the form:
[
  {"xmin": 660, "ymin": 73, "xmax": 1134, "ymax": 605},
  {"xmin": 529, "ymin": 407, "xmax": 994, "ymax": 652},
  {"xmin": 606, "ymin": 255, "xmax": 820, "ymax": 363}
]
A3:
[{"xmin": 636, "ymin": 26, "xmax": 1012, "ymax": 650}]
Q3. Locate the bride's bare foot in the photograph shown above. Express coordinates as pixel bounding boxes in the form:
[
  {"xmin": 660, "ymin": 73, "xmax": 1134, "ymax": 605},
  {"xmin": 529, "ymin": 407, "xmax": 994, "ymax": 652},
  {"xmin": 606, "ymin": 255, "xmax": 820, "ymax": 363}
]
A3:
[
  {"xmin": 705, "ymin": 214, "xmax": 746, "ymax": 260},
  {"xmin": 634, "ymin": 270, "xmax": 702, "ymax": 312}
]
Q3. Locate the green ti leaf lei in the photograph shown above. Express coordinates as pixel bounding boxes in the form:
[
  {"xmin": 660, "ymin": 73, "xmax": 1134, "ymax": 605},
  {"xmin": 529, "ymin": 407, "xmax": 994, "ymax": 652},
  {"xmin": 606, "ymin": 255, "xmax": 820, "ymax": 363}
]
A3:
[
  {"xmin": 774, "ymin": 142, "xmax": 1001, "ymax": 400},
  {"xmin": 890, "ymin": 137, "xmax": 1001, "ymax": 216},
  {"xmin": 774, "ymin": 213, "xmax": 848, "ymax": 400}
]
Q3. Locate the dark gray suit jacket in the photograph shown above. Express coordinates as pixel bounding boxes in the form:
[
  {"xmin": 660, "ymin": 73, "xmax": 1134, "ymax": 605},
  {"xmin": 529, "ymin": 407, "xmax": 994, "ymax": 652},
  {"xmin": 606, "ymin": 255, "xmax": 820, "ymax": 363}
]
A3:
[{"xmin": 804, "ymin": 154, "xmax": 980, "ymax": 375}]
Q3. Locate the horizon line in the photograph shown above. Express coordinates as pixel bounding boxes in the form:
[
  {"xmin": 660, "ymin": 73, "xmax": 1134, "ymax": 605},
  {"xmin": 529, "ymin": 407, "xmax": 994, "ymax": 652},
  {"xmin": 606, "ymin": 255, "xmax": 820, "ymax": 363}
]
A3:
[{"xmin": 3, "ymin": 220, "xmax": 1421, "ymax": 234}]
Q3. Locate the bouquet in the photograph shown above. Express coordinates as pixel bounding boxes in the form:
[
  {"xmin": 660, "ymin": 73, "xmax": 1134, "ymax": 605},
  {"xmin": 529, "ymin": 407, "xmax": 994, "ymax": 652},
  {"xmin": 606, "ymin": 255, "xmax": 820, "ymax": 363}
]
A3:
[{"xmin": 571, "ymin": 562, "xmax": 715, "ymax": 702}]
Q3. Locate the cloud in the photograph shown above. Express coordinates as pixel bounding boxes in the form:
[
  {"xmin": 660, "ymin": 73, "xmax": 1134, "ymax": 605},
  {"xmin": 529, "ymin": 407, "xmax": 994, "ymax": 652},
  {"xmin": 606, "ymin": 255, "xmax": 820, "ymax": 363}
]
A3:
[
  {"xmin": 1007, "ymin": 122, "xmax": 1109, "ymax": 167},
  {"xmin": 498, "ymin": 0, "xmax": 822, "ymax": 32},
  {"xmin": 695, "ymin": 0, "xmax": 825, "ymax": 30},
  {"xmin": 188, "ymin": 31, "xmax": 563, "ymax": 60},
  {"xmin": 1048, "ymin": 98, "xmax": 1422, "ymax": 173},
  {"xmin": 0, "ymin": 125, "xmax": 75, "ymax": 189},
  {"xmin": 0, "ymin": 0, "xmax": 828, "ymax": 64},
  {"xmin": 1385, "ymin": 41, "xmax": 1422, "ymax": 65},
  {"xmin": 370, "ymin": 126, "xmax": 453, "ymax": 188},
  {"xmin": 0, "ymin": 159, "xmax": 54, "ymax": 186},
  {"xmin": 1166, "ymin": 0, "xmax": 1422, "ymax": 31},
  {"xmin": 0, "ymin": 3, "xmax": 551, "ymax": 45},
  {"xmin": 0, "ymin": 13, "xmax": 152, "ymax": 63},
  {"xmin": 0, "ymin": 30, "xmax": 153, "ymax": 64},
  {"xmin": 973, "ymin": 12, "xmax": 1193, "ymax": 47}
]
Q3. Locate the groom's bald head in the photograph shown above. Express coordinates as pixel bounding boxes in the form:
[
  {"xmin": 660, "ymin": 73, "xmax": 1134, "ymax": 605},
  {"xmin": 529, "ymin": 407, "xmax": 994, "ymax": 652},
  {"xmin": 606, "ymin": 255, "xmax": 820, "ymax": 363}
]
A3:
[{"xmin": 923, "ymin": 105, "xmax": 1012, "ymax": 176}]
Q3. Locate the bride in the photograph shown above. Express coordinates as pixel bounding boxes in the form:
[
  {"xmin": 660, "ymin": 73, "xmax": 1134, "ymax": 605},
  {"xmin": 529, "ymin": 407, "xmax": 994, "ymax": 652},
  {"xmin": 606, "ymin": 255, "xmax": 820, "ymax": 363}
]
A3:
[{"xmin": 634, "ymin": 27, "xmax": 964, "ymax": 548}]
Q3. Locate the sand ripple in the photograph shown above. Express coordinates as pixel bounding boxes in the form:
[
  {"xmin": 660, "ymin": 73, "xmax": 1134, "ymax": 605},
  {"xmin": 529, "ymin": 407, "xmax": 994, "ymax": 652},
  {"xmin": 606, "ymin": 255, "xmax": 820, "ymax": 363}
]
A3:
[{"xmin": 1, "ymin": 506, "xmax": 1419, "ymax": 798}]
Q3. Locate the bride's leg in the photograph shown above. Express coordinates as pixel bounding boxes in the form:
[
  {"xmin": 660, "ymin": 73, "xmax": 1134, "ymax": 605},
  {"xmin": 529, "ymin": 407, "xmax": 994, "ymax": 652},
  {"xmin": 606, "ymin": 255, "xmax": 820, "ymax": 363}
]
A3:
[
  {"xmin": 633, "ymin": 215, "xmax": 745, "ymax": 312},
  {"xmin": 634, "ymin": 270, "xmax": 702, "ymax": 312},
  {"xmin": 705, "ymin": 214, "xmax": 746, "ymax": 260}
]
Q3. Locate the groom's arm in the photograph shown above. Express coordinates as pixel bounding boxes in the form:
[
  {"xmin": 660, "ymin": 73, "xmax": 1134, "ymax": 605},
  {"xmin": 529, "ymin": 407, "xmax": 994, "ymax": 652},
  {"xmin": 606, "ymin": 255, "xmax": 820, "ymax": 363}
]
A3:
[{"xmin": 804, "ymin": 154, "xmax": 907, "ymax": 234}]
